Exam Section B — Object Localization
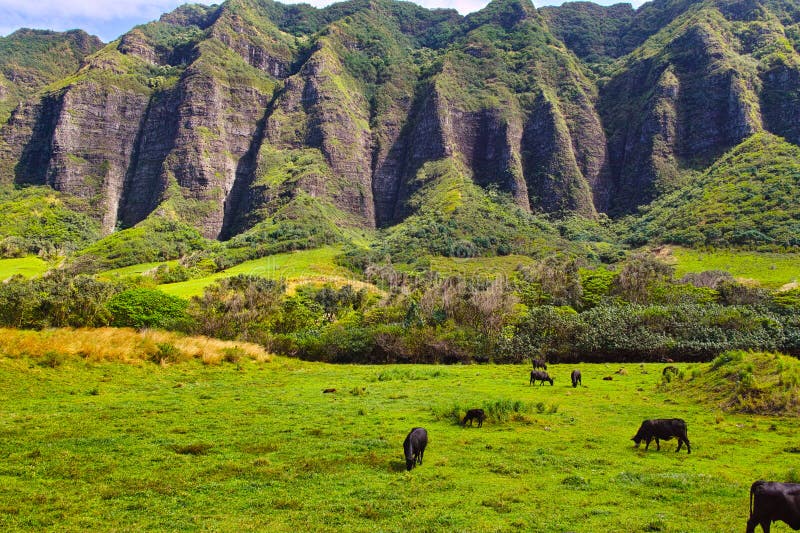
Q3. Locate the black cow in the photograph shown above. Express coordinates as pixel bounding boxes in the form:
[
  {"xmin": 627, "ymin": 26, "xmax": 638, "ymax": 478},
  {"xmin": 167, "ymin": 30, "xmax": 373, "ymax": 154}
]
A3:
[
  {"xmin": 747, "ymin": 481, "xmax": 800, "ymax": 532},
  {"xmin": 662, "ymin": 366, "xmax": 679, "ymax": 376},
  {"xmin": 530, "ymin": 370, "xmax": 554, "ymax": 386},
  {"xmin": 632, "ymin": 418, "xmax": 691, "ymax": 454},
  {"xmin": 532, "ymin": 358, "xmax": 547, "ymax": 370},
  {"xmin": 462, "ymin": 409, "xmax": 486, "ymax": 428},
  {"xmin": 571, "ymin": 369, "xmax": 582, "ymax": 388},
  {"xmin": 403, "ymin": 427, "xmax": 428, "ymax": 471}
]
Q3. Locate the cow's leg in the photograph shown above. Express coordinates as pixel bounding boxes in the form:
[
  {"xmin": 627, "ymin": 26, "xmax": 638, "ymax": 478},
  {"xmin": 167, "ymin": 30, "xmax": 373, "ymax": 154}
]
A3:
[
  {"xmin": 645, "ymin": 437, "xmax": 652, "ymax": 450},
  {"xmin": 684, "ymin": 437, "xmax": 691, "ymax": 454},
  {"xmin": 655, "ymin": 438, "xmax": 660, "ymax": 451},
  {"xmin": 676, "ymin": 439, "xmax": 682, "ymax": 452},
  {"xmin": 745, "ymin": 516, "xmax": 759, "ymax": 533}
]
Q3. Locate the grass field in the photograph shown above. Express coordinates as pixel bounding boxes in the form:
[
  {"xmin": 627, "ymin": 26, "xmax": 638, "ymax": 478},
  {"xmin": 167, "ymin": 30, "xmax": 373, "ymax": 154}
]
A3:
[
  {"xmin": 668, "ymin": 247, "xmax": 800, "ymax": 289},
  {"xmin": 0, "ymin": 256, "xmax": 49, "ymax": 280},
  {"xmin": 97, "ymin": 261, "xmax": 177, "ymax": 279},
  {"xmin": 158, "ymin": 247, "xmax": 361, "ymax": 298},
  {"xmin": 425, "ymin": 254, "xmax": 537, "ymax": 278},
  {"xmin": 2, "ymin": 347, "xmax": 798, "ymax": 531}
]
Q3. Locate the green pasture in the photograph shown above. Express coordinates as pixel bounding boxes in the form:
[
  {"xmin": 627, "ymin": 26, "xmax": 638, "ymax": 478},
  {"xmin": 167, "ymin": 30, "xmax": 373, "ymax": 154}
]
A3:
[
  {"xmin": 98, "ymin": 260, "xmax": 178, "ymax": 279},
  {"xmin": 158, "ymin": 247, "xmax": 355, "ymax": 298},
  {"xmin": 670, "ymin": 247, "xmax": 800, "ymax": 289},
  {"xmin": 1, "ymin": 355, "xmax": 797, "ymax": 532},
  {"xmin": 0, "ymin": 256, "xmax": 49, "ymax": 281}
]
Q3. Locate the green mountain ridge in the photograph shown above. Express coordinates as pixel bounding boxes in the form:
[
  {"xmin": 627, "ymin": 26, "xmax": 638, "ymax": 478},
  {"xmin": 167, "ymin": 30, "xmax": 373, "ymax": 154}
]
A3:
[{"xmin": 0, "ymin": 0, "xmax": 798, "ymax": 268}]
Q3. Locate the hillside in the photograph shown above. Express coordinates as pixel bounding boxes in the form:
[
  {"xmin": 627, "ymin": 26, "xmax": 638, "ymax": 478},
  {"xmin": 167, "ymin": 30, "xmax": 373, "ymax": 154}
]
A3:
[
  {"xmin": 622, "ymin": 133, "xmax": 800, "ymax": 249},
  {"xmin": 0, "ymin": 29, "xmax": 102, "ymax": 124},
  {"xmin": 0, "ymin": 0, "xmax": 799, "ymax": 268}
]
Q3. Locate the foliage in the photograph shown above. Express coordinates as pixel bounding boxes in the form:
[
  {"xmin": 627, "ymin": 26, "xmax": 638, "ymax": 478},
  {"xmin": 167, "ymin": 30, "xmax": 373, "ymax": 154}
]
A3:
[
  {"xmin": 188, "ymin": 275, "xmax": 286, "ymax": 343},
  {"xmin": 622, "ymin": 134, "xmax": 800, "ymax": 250},
  {"xmin": 0, "ymin": 186, "xmax": 100, "ymax": 257},
  {"xmin": 0, "ymin": 271, "xmax": 117, "ymax": 329},
  {"xmin": 72, "ymin": 216, "xmax": 209, "ymax": 272},
  {"xmin": 106, "ymin": 288, "xmax": 190, "ymax": 330}
]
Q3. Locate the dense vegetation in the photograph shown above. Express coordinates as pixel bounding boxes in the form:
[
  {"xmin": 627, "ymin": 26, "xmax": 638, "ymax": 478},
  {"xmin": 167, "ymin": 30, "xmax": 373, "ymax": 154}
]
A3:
[
  {"xmin": 1, "ymin": 249, "xmax": 798, "ymax": 365},
  {"xmin": 622, "ymin": 134, "xmax": 800, "ymax": 250}
]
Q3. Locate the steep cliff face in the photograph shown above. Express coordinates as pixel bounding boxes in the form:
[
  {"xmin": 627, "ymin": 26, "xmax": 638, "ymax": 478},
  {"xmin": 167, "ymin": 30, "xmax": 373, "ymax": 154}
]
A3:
[
  {"xmin": 2, "ymin": 0, "xmax": 800, "ymax": 263},
  {"xmin": 599, "ymin": 2, "xmax": 786, "ymax": 214}
]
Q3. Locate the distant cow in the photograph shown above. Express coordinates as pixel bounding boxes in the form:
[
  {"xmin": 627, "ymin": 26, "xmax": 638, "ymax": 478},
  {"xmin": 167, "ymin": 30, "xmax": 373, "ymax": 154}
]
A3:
[
  {"xmin": 531, "ymin": 358, "xmax": 547, "ymax": 370},
  {"xmin": 530, "ymin": 370, "xmax": 554, "ymax": 386},
  {"xmin": 747, "ymin": 481, "xmax": 800, "ymax": 533},
  {"xmin": 403, "ymin": 427, "xmax": 428, "ymax": 471},
  {"xmin": 662, "ymin": 366, "xmax": 679, "ymax": 376},
  {"xmin": 571, "ymin": 369, "xmax": 582, "ymax": 388},
  {"xmin": 632, "ymin": 418, "xmax": 690, "ymax": 454},
  {"xmin": 462, "ymin": 409, "xmax": 486, "ymax": 428}
]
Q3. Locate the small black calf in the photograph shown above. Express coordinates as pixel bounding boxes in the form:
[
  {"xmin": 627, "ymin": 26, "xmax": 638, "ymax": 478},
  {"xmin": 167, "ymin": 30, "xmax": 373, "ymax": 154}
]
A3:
[
  {"xmin": 571, "ymin": 369, "xmax": 582, "ymax": 388},
  {"xmin": 462, "ymin": 409, "xmax": 486, "ymax": 428}
]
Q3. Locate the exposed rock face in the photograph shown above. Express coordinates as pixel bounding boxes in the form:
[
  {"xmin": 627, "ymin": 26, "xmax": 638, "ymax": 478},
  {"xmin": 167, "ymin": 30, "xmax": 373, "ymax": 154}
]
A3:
[
  {"xmin": 44, "ymin": 84, "xmax": 150, "ymax": 233},
  {"xmin": 600, "ymin": 9, "xmax": 763, "ymax": 213},
  {"xmin": 522, "ymin": 93, "xmax": 596, "ymax": 217},
  {"xmin": 2, "ymin": 0, "xmax": 800, "ymax": 245}
]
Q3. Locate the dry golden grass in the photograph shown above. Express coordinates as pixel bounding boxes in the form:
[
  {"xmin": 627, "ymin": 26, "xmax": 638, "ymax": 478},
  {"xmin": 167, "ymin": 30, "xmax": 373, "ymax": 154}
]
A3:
[{"xmin": 0, "ymin": 327, "xmax": 271, "ymax": 365}]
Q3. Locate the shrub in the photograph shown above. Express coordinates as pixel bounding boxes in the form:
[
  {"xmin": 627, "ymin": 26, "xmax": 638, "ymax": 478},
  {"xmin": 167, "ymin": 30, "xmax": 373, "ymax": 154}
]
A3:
[
  {"xmin": 145, "ymin": 342, "xmax": 185, "ymax": 365},
  {"xmin": 37, "ymin": 350, "xmax": 66, "ymax": 368},
  {"xmin": 107, "ymin": 288, "xmax": 190, "ymax": 330}
]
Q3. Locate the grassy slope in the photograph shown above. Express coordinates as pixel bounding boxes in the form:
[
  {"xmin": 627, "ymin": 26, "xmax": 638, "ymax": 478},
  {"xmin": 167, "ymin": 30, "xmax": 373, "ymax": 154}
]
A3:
[
  {"xmin": 663, "ymin": 351, "xmax": 800, "ymax": 415},
  {"xmin": 425, "ymin": 254, "xmax": 538, "ymax": 278},
  {"xmin": 1, "ymin": 349, "xmax": 797, "ymax": 531},
  {"xmin": 97, "ymin": 260, "xmax": 178, "ymax": 279},
  {"xmin": 669, "ymin": 246, "xmax": 800, "ymax": 289},
  {"xmin": 158, "ymin": 246, "xmax": 359, "ymax": 298},
  {"xmin": 0, "ymin": 257, "xmax": 49, "ymax": 280},
  {"xmin": 623, "ymin": 134, "xmax": 800, "ymax": 249}
]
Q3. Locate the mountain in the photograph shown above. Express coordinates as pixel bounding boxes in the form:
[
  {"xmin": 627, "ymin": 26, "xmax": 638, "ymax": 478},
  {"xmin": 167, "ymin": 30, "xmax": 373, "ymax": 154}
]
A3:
[
  {"xmin": 0, "ymin": 0, "xmax": 799, "ymax": 267},
  {"xmin": 0, "ymin": 29, "xmax": 103, "ymax": 124}
]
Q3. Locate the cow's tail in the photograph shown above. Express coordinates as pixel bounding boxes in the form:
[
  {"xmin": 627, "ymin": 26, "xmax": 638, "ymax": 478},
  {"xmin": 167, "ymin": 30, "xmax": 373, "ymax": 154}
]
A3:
[{"xmin": 750, "ymin": 480, "xmax": 763, "ymax": 517}]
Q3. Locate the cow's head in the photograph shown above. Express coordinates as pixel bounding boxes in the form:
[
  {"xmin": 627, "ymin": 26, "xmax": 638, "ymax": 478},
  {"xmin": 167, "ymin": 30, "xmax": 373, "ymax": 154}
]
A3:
[
  {"xmin": 406, "ymin": 458, "xmax": 415, "ymax": 471},
  {"xmin": 631, "ymin": 434, "xmax": 643, "ymax": 447}
]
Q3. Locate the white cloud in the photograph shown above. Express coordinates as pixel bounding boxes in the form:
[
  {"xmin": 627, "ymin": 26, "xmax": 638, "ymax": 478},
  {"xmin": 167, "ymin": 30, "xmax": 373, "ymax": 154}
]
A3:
[
  {"xmin": 0, "ymin": 0, "xmax": 652, "ymax": 40},
  {"xmin": 0, "ymin": 0, "xmax": 186, "ymax": 20}
]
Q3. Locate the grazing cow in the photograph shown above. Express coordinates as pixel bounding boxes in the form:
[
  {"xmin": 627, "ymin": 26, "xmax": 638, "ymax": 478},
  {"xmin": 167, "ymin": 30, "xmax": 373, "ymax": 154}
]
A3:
[
  {"xmin": 532, "ymin": 358, "xmax": 547, "ymax": 370},
  {"xmin": 632, "ymin": 418, "xmax": 691, "ymax": 454},
  {"xmin": 462, "ymin": 409, "xmax": 486, "ymax": 428},
  {"xmin": 747, "ymin": 481, "xmax": 800, "ymax": 533},
  {"xmin": 571, "ymin": 369, "xmax": 582, "ymax": 388},
  {"xmin": 662, "ymin": 366, "xmax": 679, "ymax": 376},
  {"xmin": 530, "ymin": 370, "xmax": 554, "ymax": 386},
  {"xmin": 403, "ymin": 427, "xmax": 428, "ymax": 471}
]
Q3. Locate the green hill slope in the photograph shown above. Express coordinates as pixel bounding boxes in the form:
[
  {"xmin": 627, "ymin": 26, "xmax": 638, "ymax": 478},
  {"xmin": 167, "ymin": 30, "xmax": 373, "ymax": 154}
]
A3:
[{"xmin": 623, "ymin": 133, "xmax": 800, "ymax": 249}]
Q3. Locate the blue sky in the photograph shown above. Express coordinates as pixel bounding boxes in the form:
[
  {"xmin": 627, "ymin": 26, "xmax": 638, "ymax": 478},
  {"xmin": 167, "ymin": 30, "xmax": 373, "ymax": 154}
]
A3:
[{"xmin": 0, "ymin": 0, "xmax": 649, "ymax": 42}]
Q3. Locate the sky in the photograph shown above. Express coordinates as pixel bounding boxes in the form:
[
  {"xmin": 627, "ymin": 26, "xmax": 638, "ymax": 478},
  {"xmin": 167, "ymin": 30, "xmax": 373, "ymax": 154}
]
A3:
[{"xmin": 0, "ymin": 0, "xmax": 649, "ymax": 42}]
